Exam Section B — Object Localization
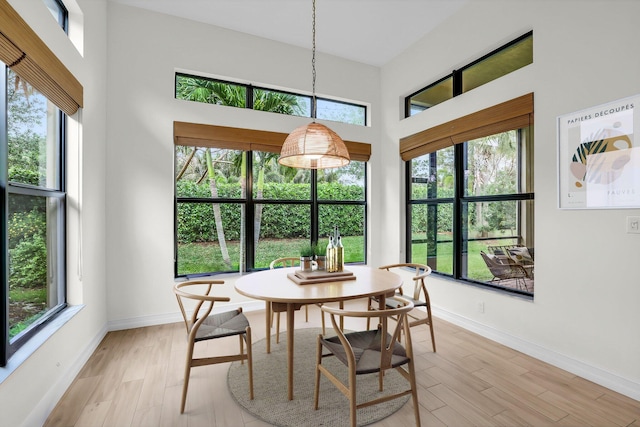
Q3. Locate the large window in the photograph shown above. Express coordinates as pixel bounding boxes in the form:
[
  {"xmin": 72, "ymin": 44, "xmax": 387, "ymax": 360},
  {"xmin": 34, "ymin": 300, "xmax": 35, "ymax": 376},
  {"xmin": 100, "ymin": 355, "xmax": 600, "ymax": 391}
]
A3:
[
  {"xmin": 175, "ymin": 145, "xmax": 366, "ymax": 276},
  {"xmin": 175, "ymin": 73, "xmax": 367, "ymax": 126},
  {"xmin": 2, "ymin": 66, "xmax": 67, "ymax": 361},
  {"xmin": 404, "ymin": 95, "xmax": 534, "ymax": 295}
]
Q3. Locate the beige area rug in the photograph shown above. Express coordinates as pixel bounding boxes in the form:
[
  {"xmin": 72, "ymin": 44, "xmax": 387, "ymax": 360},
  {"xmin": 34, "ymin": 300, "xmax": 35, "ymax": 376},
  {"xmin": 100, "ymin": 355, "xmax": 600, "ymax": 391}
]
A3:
[{"xmin": 228, "ymin": 328, "xmax": 410, "ymax": 427}]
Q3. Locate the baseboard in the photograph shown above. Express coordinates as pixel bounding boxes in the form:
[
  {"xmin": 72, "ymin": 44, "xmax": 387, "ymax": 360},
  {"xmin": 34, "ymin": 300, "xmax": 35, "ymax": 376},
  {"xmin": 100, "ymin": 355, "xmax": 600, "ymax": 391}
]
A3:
[
  {"xmin": 106, "ymin": 300, "xmax": 265, "ymax": 331},
  {"xmin": 432, "ymin": 306, "xmax": 640, "ymax": 401}
]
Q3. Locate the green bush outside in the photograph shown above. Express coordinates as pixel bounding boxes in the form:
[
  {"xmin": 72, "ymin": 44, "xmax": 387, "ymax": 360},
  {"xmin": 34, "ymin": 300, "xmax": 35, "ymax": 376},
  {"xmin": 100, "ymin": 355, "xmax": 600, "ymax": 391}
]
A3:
[{"xmin": 177, "ymin": 181, "xmax": 364, "ymax": 243}]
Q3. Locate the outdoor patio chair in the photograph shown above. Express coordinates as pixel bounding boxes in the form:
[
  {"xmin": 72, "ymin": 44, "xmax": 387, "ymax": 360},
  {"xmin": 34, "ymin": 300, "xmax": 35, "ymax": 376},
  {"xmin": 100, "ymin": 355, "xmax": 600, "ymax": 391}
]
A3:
[{"xmin": 480, "ymin": 251, "xmax": 528, "ymax": 290}]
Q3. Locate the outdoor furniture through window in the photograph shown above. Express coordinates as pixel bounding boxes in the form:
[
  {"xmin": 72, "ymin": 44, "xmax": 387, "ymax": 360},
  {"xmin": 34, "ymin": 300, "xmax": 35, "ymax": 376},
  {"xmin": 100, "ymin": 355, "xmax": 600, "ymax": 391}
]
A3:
[
  {"xmin": 487, "ymin": 245, "xmax": 534, "ymax": 279},
  {"xmin": 480, "ymin": 251, "xmax": 529, "ymax": 290}
]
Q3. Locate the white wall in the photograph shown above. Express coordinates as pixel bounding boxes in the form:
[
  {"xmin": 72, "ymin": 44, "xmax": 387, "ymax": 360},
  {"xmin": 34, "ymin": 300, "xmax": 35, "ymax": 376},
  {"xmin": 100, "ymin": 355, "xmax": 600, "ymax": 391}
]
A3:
[
  {"xmin": 379, "ymin": 0, "xmax": 640, "ymax": 399},
  {"xmin": 104, "ymin": 3, "xmax": 381, "ymax": 327},
  {"xmin": 0, "ymin": 1, "xmax": 108, "ymax": 427}
]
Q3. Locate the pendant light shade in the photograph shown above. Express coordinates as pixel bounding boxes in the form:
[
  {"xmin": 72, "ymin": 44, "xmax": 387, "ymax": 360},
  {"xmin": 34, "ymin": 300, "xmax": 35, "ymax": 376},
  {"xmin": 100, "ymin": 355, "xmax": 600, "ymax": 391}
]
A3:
[
  {"xmin": 279, "ymin": 122, "xmax": 350, "ymax": 169},
  {"xmin": 278, "ymin": 0, "xmax": 350, "ymax": 170}
]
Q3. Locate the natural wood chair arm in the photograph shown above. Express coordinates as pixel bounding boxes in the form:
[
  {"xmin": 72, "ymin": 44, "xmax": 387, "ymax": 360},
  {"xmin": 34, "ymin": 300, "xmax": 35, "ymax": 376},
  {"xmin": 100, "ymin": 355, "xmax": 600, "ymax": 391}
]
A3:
[
  {"xmin": 322, "ymin": 296, "xmax": 414, "ymax": 318},
  {"xmin": 174, "ymin": 280, "xmax": 231, "ymax": 303}
]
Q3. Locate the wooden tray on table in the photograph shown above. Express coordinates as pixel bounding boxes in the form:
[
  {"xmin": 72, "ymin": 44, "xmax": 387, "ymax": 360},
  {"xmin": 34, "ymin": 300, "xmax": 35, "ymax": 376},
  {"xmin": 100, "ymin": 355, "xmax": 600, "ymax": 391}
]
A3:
[{"xmin": 287, "ymin": 269, "xmax": 355, "ymax": 285}]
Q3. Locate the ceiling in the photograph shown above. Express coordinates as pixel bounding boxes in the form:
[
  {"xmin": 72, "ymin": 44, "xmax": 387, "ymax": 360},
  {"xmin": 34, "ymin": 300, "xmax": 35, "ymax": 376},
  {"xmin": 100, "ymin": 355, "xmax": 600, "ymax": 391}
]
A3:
[{"xmin": 110, "ymin": 0, "xmax": 467, "ymax": 67}]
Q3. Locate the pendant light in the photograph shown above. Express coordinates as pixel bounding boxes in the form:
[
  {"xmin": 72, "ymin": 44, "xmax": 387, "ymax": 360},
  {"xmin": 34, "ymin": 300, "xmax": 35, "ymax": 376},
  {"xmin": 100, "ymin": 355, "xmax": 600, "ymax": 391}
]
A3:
[{"xmin": 278, "ymin": 0, "xmax": 350, "ymax": 169}]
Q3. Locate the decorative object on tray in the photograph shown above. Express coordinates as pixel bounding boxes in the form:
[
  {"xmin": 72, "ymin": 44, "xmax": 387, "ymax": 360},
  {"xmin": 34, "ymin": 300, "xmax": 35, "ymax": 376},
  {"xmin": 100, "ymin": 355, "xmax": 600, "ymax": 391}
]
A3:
[
  {"xmin": 299, "ymin": 243, "xmax": 315, "ymax": 272},
  {"xmin": 325, "ymin": 225, "xmax": 344, "ymax": 273},
  {"xmin": 287, "ymin": 269, "xmax": 355, "ymax": 285},
  {"xmin": 313, "ymin": 243, "xmax": 326, "ymax": 271}
]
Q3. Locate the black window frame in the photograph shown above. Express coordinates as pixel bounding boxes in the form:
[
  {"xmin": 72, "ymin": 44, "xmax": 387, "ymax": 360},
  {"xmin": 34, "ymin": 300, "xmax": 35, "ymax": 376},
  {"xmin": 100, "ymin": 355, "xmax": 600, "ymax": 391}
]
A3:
[
  {"xmin": 43, "ymin": 0, "xmax": 69, "ymax": 33},
  {"xmin": 405, "ymin": 31, "xmax": 533, "ymax": 117},
  {"xmin": 406, "ymin": 129, "xmax": 534, "ymax": 297},
  {"xmin": 175, "ymin": 151, "xmax": 367, "ymax": 277},
  {"xmin": 1, "ymin": 65, "xmax": 68, "ymax": 365},
  {"xmin": 175, "ymin": 72, "xmax": 368, "ymax": 127}
]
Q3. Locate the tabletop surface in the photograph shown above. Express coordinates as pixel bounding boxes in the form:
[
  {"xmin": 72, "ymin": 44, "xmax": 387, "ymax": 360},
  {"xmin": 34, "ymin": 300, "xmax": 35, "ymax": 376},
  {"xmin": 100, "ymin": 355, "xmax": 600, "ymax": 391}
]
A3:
[{"xmin": 234, "ymin": 265, "xmax": 402, "ymax": 304}]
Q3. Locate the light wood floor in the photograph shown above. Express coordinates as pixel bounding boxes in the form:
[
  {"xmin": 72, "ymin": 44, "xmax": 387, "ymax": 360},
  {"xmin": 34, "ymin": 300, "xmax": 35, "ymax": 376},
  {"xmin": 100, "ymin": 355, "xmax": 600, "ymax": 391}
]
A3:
[{"xmin": 44, "ymin": 302, "xmax": 640, "ymax": 427}]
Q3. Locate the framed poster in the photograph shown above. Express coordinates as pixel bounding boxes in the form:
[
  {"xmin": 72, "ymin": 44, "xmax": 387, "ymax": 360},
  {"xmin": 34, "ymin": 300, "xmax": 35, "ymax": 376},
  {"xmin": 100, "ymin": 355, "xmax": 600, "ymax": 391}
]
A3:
[{"xmin": 558, "ymin": 94, "xmax": 640, "ymax": 209}]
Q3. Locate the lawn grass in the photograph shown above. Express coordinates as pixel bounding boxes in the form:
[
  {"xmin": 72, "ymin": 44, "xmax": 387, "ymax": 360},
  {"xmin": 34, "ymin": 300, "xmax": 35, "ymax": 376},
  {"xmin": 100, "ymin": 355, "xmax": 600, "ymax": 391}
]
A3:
[
  {"xmin": 179, "ymin": 235, "xmax": 503, "ymax": 283},
  {"xmin": 178, "ymin": 236, "xmax": 365, "ymax": 275}
]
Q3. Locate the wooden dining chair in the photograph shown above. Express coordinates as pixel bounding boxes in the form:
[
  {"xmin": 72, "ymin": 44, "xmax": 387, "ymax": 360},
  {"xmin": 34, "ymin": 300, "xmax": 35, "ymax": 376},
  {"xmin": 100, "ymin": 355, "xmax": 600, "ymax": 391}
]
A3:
[
  {"xmin": 269, "ymin": 257, "xmax": 326, "ymax": 341},
  {"xmin": 173, "ymin": 280, "xmax": 253, "ymax": 413},
  {"xmin": 367, "ymin": 263, "xmax": 436, "ymax": 352},
  {"xmin": 314, "ymin": 297, "xmax": 421, "ymax": 427}
]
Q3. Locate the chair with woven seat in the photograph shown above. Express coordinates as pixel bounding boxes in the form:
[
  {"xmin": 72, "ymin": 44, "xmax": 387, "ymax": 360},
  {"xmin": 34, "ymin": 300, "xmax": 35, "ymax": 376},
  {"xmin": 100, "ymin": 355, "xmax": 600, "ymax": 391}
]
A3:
[
  {"xmin": 367, "ymin": 263, "xmax": 436, "ymax": 352},
  {"xmin": 314, "ymin": 297, "xmax": 421, "ymax": 427},
  {"xmin": 269, "ymin": 257, "xmax": 326, "ymax": 341},
  {"xmin": 174, "ymin": 280, "xmax": 253, "ymax": 413}
]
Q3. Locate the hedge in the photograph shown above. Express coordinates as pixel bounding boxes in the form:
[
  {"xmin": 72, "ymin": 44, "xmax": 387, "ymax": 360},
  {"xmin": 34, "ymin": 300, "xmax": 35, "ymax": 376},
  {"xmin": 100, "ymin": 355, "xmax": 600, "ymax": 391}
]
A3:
[{"xmin": 177, "ymin": 181, "xmax": 364, "ymax": 243}]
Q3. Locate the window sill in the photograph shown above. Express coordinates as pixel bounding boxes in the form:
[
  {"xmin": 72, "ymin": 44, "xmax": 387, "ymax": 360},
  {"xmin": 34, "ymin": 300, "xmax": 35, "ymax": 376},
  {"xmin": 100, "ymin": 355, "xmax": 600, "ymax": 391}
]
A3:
[{"xmin": 0, "ymin": 304, "xmax": 84, "ymax": 384}]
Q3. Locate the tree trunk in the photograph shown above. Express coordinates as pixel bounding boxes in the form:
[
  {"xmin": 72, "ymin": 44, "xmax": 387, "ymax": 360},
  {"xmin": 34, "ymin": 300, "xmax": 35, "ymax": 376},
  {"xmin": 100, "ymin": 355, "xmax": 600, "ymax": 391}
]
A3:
[
  {"xmin": 206, "ymin": 149, "xmax": 232, "ymax": 269},
  {"xmin": 254, "ymin": 166, "xmax": 265, "ymax": 248}
]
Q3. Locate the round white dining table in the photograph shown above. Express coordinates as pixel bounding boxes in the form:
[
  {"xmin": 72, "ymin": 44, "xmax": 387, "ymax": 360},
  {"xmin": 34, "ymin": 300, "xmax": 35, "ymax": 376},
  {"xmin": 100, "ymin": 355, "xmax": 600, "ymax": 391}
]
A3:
[{"xmin": 234, "ymin": 265, "xmax": 402, "ymax": 400}]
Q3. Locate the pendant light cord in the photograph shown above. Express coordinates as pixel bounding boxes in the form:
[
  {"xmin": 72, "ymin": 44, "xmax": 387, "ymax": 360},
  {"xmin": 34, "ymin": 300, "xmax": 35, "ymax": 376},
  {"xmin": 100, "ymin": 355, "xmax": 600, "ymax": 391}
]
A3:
[{"xmin": 312, "ymin": 0, "xmax": 317, "ymax": 120}]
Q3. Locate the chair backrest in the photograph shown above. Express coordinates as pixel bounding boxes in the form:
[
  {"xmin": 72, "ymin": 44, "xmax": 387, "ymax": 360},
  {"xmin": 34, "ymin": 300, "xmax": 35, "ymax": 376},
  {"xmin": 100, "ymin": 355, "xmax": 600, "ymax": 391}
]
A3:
[
  {"xmin": 321, "ymin": 297, "xmax": 415, "ymax": 371},
  {"xmin": 269, "ymin": 257, "xmax": 299, "ymax": 269},
  {"xmin": 379, "ymin": 263, "xmax": 431, "ymax": 302},
  {"xmin": 173, "ymin": 280, "xmax": 230, "ymax": 338}
]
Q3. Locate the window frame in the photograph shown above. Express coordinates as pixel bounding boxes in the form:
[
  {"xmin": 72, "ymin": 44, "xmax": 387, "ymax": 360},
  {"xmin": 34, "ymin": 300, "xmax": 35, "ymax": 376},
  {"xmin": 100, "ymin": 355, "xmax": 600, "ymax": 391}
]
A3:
[
  {"xmin": 174, "ymin": 148, "xmax": 367, "ymax": 277},
  {"xmin": 175, "ymin": 72, "xmax": 368, "ymax": 127},
  {"xmin": 1, "ymin": 65, "xmax": 68, "ymax": 365},
  {"xmin": 405, "ymin": 31, "xmax": 533, "ymax": 117},
  {"xmin": 404, "ymin": 95, "xmax": 534, "ymax": 296},
  {"xmin": 42, "ymin": 0, "xmax": 69, "ymax": 33}
]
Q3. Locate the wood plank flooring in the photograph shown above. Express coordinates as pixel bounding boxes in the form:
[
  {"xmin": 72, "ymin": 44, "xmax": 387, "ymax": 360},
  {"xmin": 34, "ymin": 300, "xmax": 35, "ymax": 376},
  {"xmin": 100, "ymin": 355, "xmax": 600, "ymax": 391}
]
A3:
[{"xmin": 44, "ymin": 302, "xmax": 640, "ymax": 427}]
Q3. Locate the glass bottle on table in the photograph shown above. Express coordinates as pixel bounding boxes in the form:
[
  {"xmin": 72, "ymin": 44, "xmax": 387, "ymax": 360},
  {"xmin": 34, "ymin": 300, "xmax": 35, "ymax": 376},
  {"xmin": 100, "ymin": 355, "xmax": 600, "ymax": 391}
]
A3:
[
  {"xmin": 326, "ymin": 236, "xmax": 336, "ymax": 273},
  {"xmin": 336, "ymin": 236, "xmax": 344, "ymax": 272}
]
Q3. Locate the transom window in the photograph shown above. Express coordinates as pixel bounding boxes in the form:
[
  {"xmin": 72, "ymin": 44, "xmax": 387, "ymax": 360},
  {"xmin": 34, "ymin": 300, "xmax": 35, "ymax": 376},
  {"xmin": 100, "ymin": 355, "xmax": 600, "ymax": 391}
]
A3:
[
  {"xmin": 42, "ymin": 0, "xmax": 68, "ymax": 32},
  {"xmin": 175, "ymin": 72, "xmax": 367, "ymax": 126},
  {"xmin": 406, "ymin": 31, "xmax": 533, "ymax": 116}
]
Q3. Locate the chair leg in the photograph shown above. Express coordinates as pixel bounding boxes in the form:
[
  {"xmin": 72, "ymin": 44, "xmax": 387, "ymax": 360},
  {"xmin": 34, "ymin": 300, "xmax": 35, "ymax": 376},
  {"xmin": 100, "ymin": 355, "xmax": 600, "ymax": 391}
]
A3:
[
  {"xmin": 314, "ymin": 335, "xmax": 323, "ymax": 410},
  {"xmin": 349, "ymin": 368, "xmax": 357, "ymax": 427},
  {"xmin": 407, "ymin": 362, "xmax": 421, "ymax": 426},
  {"xmin": 424, "ymin": 305, "xmax": 436, "ymax": 352},
  {"xmin": 276, "ymin": 312, "xmax": 281, "ymax": 343},
  {"xmin": 246, "ymin": 327, "xmax": 254, "ymax": 400},
  {"xmin": 305, "ymin": 304, "xmax": 309, "ymax": 322},
  {"xmin": 180, "ymin": 342, "xmax": 195, "ymax": 414}
]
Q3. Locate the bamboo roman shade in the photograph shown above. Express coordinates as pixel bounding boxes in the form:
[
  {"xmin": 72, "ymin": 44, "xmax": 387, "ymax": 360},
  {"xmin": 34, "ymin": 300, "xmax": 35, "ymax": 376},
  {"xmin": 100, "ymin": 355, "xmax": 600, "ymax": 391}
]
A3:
[
  {"xmin": 174, "ymin": 121, "xmax": 372, "ymax": 162},
  {"xmin": 0, "ymin": 0, "xmax": 83, "ymax": 116},
  {"xmin": 400, "ymin": 93, "xmax": 533, "ymax": 161}
]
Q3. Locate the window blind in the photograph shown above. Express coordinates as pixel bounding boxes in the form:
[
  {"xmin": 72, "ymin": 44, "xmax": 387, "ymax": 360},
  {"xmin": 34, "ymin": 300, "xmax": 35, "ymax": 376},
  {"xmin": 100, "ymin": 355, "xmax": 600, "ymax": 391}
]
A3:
[
  {"xmin": 174, "ymin": 121, "xmax": 372, "ymax": 162},
  {"xmin": 0, "ymin": 0, "xmax": 83, "ymax": 116},
  {"xmin": 400, "ymin": 93, "xmax": 533, "ymax": 161}
]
